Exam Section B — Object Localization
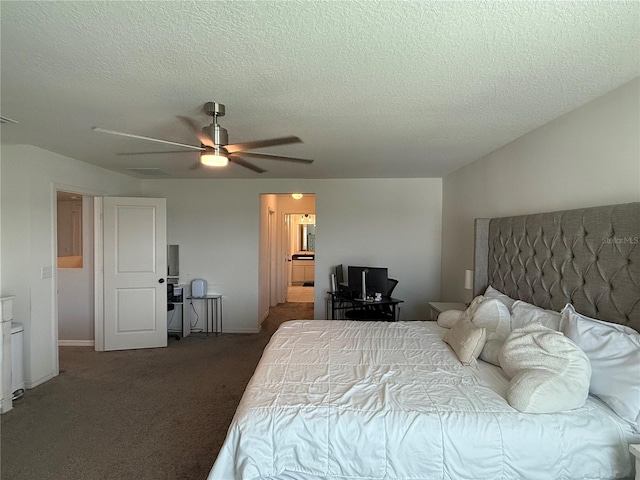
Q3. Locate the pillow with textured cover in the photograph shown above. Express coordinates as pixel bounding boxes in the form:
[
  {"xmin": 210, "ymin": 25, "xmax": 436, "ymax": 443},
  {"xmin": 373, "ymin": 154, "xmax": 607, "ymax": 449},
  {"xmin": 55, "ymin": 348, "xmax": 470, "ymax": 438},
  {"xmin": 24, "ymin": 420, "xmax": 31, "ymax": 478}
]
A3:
[
  {"xmin": 560, "ymin": 304, "xmax": 640, "ymax": 432},
  {"xmin": 499, "ymin": 323, "xmax": 591, "ymax": 413},
  {"xmin": 443, "ymin": 317, "xmax": 486, "ymax": 366}
]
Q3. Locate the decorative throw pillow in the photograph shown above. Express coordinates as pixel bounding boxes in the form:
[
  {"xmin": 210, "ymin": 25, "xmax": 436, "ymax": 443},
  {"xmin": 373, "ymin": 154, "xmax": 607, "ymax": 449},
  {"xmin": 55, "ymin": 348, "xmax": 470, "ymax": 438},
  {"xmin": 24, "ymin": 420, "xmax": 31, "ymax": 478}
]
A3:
[
  {"xmin": 483, "ymin": 285, "xmax": 516, "ymax": 311},
  {"xmin": 459, "ymin": 295, "xmax": 484, "ymax": 322},
  {"xmin": 560, "ymin": 304, "xmax": 640, "ymax": 432},
  {"xmin": 499, "ymin": 323, "xmax": 591, "ymax": 413},
  {"xmin": 437, "ymin": 310, "xmax": 463, "ymax": 328},
  {"xmin": 510, "ymin": 300, "xmax": 561, "ymax": 331},
  {"xmin": 443, "ymin": 317, "xmax": 487, "ymax": 365}
]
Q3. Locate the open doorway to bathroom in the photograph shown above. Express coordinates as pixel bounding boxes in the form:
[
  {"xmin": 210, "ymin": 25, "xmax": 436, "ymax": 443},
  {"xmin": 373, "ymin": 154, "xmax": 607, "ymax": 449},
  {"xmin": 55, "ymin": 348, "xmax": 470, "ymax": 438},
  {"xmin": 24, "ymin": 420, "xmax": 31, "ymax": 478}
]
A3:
[
  {"xmin": 259, "ymin": 193, "xmax": 315, "ymax": 324},
  {"xmin": 56, "ymin": 191, "xmax": 95, "ymax": 348},
  {"xmin": 285, "ymin": 212, "xmax": 315, "ymax": 303}
]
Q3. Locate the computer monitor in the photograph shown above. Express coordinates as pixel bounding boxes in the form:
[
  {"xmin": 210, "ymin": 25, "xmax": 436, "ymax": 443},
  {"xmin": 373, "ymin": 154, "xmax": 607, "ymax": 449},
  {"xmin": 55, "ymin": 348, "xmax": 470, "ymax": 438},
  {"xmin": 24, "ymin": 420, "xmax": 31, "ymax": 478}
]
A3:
[
  {"xmin": 347, "ymin": 266, "xmax": 388, "ymax": 298},
  {"xmin": 335, "ymin": 264, "xmax": 344, "ymax": 286}
]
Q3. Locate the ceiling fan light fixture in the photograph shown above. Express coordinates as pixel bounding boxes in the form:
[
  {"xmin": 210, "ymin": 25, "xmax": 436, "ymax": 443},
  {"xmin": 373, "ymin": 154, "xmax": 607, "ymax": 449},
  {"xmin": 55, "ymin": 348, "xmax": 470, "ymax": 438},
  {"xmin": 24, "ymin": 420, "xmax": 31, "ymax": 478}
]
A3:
[{"xmin": 200, "ymin": 148, "xmax": 228, "ymax": 167}]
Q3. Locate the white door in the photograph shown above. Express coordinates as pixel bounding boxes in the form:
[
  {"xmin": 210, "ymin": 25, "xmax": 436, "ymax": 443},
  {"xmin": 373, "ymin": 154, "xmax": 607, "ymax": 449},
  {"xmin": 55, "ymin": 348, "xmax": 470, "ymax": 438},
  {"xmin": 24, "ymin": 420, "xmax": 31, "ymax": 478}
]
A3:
[{"xmin": 102, "ymin": 197, "xmax": 167, "ymax": 351}]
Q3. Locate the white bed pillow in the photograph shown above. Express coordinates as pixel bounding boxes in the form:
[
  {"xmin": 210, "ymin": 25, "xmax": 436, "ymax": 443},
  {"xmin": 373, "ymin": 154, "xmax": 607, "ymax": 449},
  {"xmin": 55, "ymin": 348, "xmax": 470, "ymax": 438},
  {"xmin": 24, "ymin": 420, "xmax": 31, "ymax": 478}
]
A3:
[
  {"xmin": 511, "ymin": 300, "xmax": 561, "ymax": 331},
  {"xmin": 484, "ymin": 285, "xmax": 516, "ymax": 310},
  {"xmin": 443, "ymin": 317, "xmax": 486, "ymax": 366},
  {"xmin": 499, "ymin": 323, "xmax": 591, "ymax": 413},
  {"xmin": 560, "ymin": 304, "xmax": 640, "ymax": 432},
  {"xmin": 437, "ymin": 310, "xmax": 463, "ymax": 328},
  {"xmin": 460, "ymin": 297, "xmax": 511, "ymax": 365},
  {"xmin": 478, "ymin": 338, "xmax": 504, "ymax": 367},
  {"xmin": 471, "ymin": 298, "xmax": 511, "ymax": 341}
]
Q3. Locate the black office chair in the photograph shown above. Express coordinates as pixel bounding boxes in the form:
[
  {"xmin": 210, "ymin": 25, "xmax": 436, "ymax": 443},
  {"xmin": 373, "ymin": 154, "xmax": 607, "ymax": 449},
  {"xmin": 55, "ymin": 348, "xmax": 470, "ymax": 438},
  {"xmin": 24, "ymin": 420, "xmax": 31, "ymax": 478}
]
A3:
[{"xmin": 345, "ymin": 278, "xmax": 399, "ymax": 321}]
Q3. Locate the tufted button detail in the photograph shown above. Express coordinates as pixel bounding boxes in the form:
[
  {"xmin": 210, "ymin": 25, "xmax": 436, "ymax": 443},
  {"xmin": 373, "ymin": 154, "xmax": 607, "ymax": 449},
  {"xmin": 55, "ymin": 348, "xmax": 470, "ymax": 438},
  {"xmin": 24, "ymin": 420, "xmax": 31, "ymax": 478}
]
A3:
[{"xmin": 487, "ymin": 203, "xmax": 638, "ymax": 328}]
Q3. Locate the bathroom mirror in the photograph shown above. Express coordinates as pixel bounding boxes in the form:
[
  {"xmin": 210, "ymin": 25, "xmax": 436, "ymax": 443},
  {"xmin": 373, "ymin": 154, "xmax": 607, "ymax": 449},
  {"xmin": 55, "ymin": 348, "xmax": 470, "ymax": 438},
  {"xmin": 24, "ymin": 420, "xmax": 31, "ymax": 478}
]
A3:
[
  {"xmin": 57, "ymin": 191, "xmax": 83, "ymax": 268},
  {"xmin": 167, "ymin": 245, "xmax": 179, "ymax": 277},
  {"xmin": 299, "ymin": 224, "xmax": 316, "ymax": 251}
]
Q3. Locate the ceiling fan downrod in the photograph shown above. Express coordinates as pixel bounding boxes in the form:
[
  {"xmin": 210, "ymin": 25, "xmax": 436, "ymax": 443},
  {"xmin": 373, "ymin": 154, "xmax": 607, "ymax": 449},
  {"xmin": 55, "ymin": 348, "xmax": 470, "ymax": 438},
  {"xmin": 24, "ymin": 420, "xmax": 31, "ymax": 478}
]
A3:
[{"xmin": 204, "ymin": 102, "xmax": 228, "ymax": 147}]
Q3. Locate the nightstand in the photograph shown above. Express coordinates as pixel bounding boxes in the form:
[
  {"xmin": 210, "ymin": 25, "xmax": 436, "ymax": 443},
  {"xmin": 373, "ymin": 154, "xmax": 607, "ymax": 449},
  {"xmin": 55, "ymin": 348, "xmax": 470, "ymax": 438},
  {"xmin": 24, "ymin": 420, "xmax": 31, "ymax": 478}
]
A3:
[
  {"xmin": 630, "ymin": 444, "xmax": 640, "ymax": 480},
  {"xmin": 428, "ymin": 302, "xmax": 467, "ymax": 321}
]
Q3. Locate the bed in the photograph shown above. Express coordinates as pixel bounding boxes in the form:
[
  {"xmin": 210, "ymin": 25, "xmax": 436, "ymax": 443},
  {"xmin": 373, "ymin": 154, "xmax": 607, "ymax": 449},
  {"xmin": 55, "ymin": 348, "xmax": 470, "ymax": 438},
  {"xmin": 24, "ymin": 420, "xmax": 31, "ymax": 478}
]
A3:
[{"xmin": 209, "ymin": 202, "xmax": 640, "ymax": 480}]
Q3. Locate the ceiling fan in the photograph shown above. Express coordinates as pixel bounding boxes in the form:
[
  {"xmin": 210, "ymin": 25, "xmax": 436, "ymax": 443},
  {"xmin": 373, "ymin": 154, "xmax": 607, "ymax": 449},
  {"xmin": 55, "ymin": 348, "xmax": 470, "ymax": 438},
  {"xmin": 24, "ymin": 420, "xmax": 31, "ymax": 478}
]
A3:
[{"xmin": 92, "ymin": 102, "xmax": 313, "ymax": 173}]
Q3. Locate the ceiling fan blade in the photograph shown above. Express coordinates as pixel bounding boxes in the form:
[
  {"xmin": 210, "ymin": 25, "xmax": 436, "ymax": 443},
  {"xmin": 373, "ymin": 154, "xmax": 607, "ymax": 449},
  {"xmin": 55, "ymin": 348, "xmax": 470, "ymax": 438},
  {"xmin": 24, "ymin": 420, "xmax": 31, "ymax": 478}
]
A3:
[
  {"xmin": 92, "ymin": 127, "xmax": 203, "ymax": 151},
  {"xmin": 236, "ymin": 152, "xmax": 314, "ymax": 165},
  {"xmin": 225, "ymin": 136, "xmax": 302, "ymax": 154},
  {"xmin": 229, "ymin": 155, "xmax": 267, "ymax": 174},
  {"xmin": 116, "ymin": 150, "xmax": 199, "ymax": 156},
  {"xmin": 177, "ymin": 116, "xmax": 215, "ymax": 148}
]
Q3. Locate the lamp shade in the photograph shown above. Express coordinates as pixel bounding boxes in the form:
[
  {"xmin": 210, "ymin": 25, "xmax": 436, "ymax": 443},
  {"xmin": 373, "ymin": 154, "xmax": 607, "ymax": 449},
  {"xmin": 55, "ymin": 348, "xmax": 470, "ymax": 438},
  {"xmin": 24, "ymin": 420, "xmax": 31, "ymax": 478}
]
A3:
[{"xmin": 464, "ymin": 269, "xmax": 474, "ymax": 290}]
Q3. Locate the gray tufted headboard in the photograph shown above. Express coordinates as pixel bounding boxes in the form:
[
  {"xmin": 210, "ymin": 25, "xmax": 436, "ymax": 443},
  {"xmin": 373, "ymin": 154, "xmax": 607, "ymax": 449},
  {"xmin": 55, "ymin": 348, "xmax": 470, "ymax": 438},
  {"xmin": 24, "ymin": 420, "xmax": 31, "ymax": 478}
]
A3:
[{"xmin": 474, "ymin": 202, "xmax": 640, "ymax": 331}]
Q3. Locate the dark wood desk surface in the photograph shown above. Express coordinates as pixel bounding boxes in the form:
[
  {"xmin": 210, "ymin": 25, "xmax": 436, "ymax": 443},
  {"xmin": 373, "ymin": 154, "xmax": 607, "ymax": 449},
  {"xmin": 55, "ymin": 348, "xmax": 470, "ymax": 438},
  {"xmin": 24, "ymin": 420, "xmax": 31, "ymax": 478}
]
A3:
[{"xmin": 327, "ymin": 292, "xmax": 404, "ymax": 320}]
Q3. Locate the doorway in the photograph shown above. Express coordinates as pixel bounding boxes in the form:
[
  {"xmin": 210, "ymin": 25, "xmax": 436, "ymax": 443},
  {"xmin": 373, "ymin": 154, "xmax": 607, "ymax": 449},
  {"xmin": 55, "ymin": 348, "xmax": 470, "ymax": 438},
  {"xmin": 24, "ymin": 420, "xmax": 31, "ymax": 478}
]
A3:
[
  {"xmin": 259, "ymin": 193, "xmax": 316, "ymax": 322},
  {"xmin": 56, "ymin": 190, "xmax": 95, "ymax": 348},
  {"xmin": 285, "ymin": 212, "xmax": 315, "ymax": 303}
]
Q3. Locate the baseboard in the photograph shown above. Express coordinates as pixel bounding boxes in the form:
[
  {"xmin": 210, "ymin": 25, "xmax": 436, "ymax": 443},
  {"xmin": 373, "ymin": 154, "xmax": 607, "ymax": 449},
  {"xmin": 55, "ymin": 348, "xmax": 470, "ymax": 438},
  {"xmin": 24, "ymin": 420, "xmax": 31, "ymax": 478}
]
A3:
[
  {"xmin": 223, "ymin": 327, "xmax": 260, "ymax": 334},
  {"xmin": 58, "ymin": 340, "xmax": 95, "ymax": 347},
  {"xmin": 26, "ymin": 371, "xmax": 57, "ymax": 389}
]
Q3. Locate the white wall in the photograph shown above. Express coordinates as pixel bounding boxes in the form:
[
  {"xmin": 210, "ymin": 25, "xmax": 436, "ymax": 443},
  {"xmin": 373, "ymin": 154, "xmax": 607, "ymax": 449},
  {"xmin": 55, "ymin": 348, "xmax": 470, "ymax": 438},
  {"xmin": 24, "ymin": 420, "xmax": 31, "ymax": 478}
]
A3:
[
  {"xmin": 1, "ymin": 145, "xmax": 141, "ymax": 387},
  {"xmin": 441, "ymin": 78, "xmax": 640, "ymax": 304},
  {"xmin": 259, "ymin": 194, "xmax": 278, "ymax": 322},
  {"xmin": 142, "ymin": 178, "xmax": 442, "ymax": 332}
]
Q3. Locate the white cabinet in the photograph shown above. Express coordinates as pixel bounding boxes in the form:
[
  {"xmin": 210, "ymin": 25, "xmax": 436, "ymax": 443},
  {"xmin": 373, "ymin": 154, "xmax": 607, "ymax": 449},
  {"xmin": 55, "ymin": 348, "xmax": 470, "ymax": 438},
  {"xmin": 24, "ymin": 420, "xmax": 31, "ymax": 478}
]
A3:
[
  {"xmin": 1, "ymin": 296, "xmax": 15, "ymax": 413},
  {"xmin": 292, "ymin": 261, "xmax": 315, "ymax": 285}
]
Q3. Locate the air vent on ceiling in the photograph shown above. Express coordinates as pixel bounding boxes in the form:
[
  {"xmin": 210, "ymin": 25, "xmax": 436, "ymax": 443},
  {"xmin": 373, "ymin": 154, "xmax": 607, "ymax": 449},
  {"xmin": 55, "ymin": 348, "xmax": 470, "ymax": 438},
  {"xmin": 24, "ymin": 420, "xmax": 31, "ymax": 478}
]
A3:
[
  {"xmin": 0, "ymin": 116, "xmax": 19, "ymax": 124},
  {"xmin": 126, "ymin": 168, "xmax": 172, "ymax": 177}
]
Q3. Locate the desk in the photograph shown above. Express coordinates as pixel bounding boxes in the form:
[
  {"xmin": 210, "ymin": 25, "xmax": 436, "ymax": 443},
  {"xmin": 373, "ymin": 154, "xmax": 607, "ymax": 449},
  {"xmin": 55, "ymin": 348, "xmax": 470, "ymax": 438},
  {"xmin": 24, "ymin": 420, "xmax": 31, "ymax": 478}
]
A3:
[
  {"xmin": 187, "ymin": 295, "xmax": 223, "ymax": 335},
  {"xmin": 167, "ymin": 294, "xmax": 184, "ymax": 338},
  {"xmin": 326, "ymin": 292, "xmax": 404, "ymax": 321}
]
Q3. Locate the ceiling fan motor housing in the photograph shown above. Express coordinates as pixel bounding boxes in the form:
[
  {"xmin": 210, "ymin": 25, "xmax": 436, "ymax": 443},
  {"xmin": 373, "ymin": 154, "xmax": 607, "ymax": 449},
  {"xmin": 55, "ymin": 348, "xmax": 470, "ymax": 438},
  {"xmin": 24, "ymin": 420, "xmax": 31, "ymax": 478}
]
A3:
[
  {"xmin": 204, "ymin": 123, "xmax": 228, "ymax": 147},
  {"xmin": 203, "ymin": 102, "xmax": 228, "ymax": 147}
]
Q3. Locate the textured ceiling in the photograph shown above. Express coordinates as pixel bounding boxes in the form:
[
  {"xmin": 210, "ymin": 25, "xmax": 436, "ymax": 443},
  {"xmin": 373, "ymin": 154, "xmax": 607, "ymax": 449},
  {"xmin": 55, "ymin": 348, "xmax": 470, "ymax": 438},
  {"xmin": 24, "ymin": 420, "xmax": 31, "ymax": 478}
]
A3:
[{"xmin": 1, "ymin": 1, "xmax": 638, "ymax": 179}]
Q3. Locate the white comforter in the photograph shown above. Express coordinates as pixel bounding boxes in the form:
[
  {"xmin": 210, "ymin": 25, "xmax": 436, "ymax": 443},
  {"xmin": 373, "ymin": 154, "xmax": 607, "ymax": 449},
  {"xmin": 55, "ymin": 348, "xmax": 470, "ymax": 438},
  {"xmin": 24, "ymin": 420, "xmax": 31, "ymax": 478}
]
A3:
[{"xmin": 209, "ymin": 320, "xmax": 638, "ymax": 480}]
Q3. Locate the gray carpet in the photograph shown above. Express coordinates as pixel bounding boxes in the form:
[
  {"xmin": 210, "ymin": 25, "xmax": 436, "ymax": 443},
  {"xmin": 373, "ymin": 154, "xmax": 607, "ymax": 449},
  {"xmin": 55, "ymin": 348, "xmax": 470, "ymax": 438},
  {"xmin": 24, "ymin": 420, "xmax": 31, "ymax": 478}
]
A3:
[{"xmin": 1, "ymin": 302, "xmax": 314, "ymax": 480}]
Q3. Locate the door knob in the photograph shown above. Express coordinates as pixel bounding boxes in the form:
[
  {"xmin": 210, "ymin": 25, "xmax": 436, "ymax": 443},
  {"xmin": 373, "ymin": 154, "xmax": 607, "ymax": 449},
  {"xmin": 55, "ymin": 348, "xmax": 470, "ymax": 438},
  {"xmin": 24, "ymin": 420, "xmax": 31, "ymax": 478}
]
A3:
[{"xmin": 159, "ymin": 278, "xmax": 165, "ymax": 283}]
